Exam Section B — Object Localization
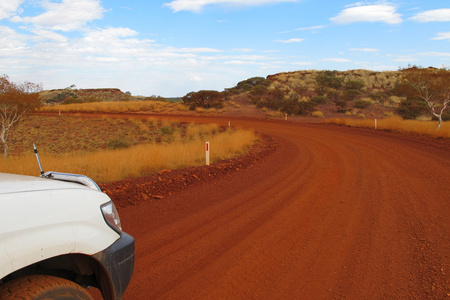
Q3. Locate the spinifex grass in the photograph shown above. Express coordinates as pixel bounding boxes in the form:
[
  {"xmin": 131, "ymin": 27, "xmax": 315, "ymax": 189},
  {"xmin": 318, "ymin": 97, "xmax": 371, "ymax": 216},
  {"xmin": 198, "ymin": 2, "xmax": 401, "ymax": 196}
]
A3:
[
  {"xmin": 325, "ymin": 117, "xmax": 450, "ymax": 138},
  {"xmin": 1, "ymin": 115, "xmax": 257, "ymax": 183},
  {"xmin": 39, "ymin": 100, "xmax": 179, "ymax": 114}
]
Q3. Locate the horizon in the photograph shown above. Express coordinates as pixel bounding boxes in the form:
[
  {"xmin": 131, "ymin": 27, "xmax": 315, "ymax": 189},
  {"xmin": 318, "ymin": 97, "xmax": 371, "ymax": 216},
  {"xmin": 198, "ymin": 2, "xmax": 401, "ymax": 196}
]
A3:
[{"xmin": 1, "ymin": 0, "xmax": 449, "ymax": 97}]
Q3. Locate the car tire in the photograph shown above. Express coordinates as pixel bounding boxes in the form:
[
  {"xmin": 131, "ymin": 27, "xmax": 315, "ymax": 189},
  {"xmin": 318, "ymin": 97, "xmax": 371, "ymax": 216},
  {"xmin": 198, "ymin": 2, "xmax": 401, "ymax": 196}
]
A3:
[{"xmin": 0, "ymin": 274, "xmax": 93, "ymax": 300}]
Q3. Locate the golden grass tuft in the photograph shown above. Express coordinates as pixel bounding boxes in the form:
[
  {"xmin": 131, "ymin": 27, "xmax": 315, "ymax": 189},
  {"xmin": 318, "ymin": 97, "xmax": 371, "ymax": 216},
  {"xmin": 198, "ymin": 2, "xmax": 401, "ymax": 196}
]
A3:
[{"xmin": 311, "ymin": 111, "xmax": 324, "ymax": 118}]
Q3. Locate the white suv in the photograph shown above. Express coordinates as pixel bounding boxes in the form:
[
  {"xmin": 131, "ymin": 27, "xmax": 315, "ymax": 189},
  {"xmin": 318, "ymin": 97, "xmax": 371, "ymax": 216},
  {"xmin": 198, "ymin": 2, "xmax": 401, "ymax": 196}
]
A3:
[{"xmin": 0, "ymin": 171, "xmax": 135, "ymax": 300}]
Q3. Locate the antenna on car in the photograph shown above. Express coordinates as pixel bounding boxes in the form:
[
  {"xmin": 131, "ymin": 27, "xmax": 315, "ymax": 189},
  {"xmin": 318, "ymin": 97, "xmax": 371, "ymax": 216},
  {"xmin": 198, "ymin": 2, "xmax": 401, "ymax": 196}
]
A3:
[{"xmin": 33, "ymin": 143, "xmax": 44, "ymax": 175}]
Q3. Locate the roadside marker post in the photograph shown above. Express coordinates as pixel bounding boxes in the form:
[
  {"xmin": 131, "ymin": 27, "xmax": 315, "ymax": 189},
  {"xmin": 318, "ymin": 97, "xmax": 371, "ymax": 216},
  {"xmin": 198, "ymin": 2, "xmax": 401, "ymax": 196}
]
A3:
[{"xmin": 205, "ymin": 142, "xmax": 210, "ymax": 166}]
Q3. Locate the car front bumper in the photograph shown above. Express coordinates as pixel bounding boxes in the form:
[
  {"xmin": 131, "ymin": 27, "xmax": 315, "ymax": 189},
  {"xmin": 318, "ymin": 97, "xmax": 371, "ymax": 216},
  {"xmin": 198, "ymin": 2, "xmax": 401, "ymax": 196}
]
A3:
[{"xmin": 93, "ymin": 232, "xmax": 135, "ymax": 300}]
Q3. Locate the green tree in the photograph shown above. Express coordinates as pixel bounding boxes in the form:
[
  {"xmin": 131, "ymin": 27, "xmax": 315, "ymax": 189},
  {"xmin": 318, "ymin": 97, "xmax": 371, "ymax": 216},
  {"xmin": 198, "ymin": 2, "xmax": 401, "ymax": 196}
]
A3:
[
  {"xmin": 401, "ymin": 66, "xmax": 450, "ymax": 130},
  {"xmin": 182, "ymin": 90, "xmax": 225, "ymax": 110},
  {"xmin": 0, "ymin": 75, "xmax": 42, "ymax": 157},
  {"xmin": 227, "ymin": 77, "xmax": 271, "ymax": 94}
]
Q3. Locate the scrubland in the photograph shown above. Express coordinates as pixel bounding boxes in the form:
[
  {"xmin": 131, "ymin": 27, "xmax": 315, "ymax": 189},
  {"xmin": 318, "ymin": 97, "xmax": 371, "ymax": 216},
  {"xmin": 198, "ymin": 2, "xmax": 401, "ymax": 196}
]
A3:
[
  {"xmin": 2, "ymin": 114, "xmax": 257, "ymax": 183},
  {"xmin": 39, "ymin": 100, "xmax": 189, "ymax": 114}
]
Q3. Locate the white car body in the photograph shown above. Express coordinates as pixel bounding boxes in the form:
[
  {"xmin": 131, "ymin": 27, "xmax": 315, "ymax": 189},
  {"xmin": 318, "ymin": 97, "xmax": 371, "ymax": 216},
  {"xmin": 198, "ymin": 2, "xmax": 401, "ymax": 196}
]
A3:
[{"xmin": 0, "ymin": 172, "xmax": 135, "ymax": 300}]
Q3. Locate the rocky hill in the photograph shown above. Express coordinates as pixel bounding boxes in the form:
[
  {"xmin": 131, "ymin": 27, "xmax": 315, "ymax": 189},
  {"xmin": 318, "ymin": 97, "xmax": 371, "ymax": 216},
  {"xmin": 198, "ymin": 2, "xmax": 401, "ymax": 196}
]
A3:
[
  {"xmin": 40, "ymin": 88, "xmax": 131, "ymax": 104},
  {"xmin": 224, "ymin": 69, "xmax": 406, "ymax": 119}
]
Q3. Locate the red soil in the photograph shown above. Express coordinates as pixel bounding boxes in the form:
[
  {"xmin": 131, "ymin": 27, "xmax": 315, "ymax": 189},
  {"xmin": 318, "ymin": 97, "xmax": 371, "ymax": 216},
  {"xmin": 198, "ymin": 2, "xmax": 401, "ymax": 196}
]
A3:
[{"xmin": 99, "ymin": 115, "xmax": 449, "ymax": 299}]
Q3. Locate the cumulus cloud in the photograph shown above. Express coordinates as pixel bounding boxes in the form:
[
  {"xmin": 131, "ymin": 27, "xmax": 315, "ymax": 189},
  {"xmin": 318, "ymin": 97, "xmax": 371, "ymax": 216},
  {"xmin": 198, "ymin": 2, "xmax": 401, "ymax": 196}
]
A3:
[
  {"xmin": 12, "ymin": 0, "xmax": 104, "ymax": 31},
  {"xmin": 274, "ymin": 38, "xmax": 304, "ymax": 43},
  {"xmin": 330, "ymin": 3, "xmax": 402, "ymax": 24},
  {"xmin": 409, "ymin": 9, "xmax": 450, "ymax": 22},
  {"xmin": 76, "ymin": 27, "xmax": 157, "ymax": 58},
  {"xmin": 0, "ymin": 0, "xmax": 24, "ymax": 19},
  {"xmin": 163, "ymin": 0, "xmax": 297, "ymax": 13}
]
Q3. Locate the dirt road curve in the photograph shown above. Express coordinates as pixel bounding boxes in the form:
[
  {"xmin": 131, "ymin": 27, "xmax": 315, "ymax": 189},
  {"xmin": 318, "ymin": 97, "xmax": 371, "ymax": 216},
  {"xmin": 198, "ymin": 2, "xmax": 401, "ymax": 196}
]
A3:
[{"xmin": 116, "ymin": 116, "xmax": 450, "ymax": 299}]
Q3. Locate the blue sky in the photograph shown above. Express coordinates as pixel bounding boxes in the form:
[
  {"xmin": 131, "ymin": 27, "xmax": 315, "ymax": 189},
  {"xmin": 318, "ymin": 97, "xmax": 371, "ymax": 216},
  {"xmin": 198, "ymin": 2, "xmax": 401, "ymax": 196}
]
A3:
[{"xmin": 0, "ymin": 0, "xmax": 449, "ymax": 97}]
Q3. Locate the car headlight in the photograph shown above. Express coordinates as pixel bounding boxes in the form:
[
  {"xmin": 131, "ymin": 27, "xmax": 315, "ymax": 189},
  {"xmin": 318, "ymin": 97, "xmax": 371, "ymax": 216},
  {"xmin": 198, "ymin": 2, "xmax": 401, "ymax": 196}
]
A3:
[{"xmin": 101, "ymin": 201, "xmax": 122, "ymax": 234}]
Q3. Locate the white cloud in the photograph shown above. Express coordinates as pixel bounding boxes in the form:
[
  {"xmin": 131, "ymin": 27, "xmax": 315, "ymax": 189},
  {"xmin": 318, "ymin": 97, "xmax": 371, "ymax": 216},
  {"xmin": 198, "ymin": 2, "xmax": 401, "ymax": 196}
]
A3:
[
  {"xmin": 419, "ymin": 52, "xmax": 450, "ymax": 58},
  {"xmin": 174, "ymin": 47, "xmax": 222, "ymax": 53},
  {"xmin": 292, "ymin": 61, "xmax": 312, "ymax": 66},
  {"xmin": 274, "ymin": 38, "xmax": 304, "ymax": 43},
  {"xmin": 74, "ymin": 27, "xmax": 158, "ymax": 59},
  {"xmin": 349, "ymin": 48, "xmax": 379, "ymax": 53},
  {"xmin": 432, "ymin": 32, "xmax": 450, "ymax": 41},
  {"xmin": 224, "ymin": 60, "xmax": 260, "ymax": 65},
  {"xmin": 163, "ymin": 0, "xmax": 297, "ymax": 13},
  {"xmin": 233, "ymin": 48, "xmax": 255, "ymax": 52},
  {"xmin": 386, "ymin": 53, "xmax": 418, "ymax": 62},
  {"xmin": 0, "ymin": 0, "xmax": 24, "ymax": 19},
  {"xmin": 0, "ymin": 26, "xmax": 27, "ymax": 54},
  {"xmin": 409, "ymin": 9, "xmax": 450, "ymax": 22},
  {"xmin": 31, "ymin": 28, "xmax": 68, "ymax": 42},
  {"xmin": 295, "ymin": 25, "xmax": 325, "ymax": 31},
  {"xmin": 13, "ymin": 0, "xmax": 104, "ymax": 31},
  {"xmin": 330, "ymin": 3, "xmax": 402, "ymax": 24},
  {"xmin": 84, "ymin": 27, "xmax": 139, "ymax": 41},
  {"xmin": 323, "ymin": 58, "xmax": 351, "ymax": 63}
]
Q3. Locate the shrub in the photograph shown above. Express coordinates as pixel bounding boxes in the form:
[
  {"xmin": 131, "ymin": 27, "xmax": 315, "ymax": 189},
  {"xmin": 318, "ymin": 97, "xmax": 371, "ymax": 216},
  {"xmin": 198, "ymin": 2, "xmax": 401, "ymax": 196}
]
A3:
[
  {"xmin": 335, "ymin": 99, "xmax": 347, "ymax": 112},
  {"xmin": 316, "ymin": 71, "xmax": 344, "ymax": 94},
  {"xmin": 354, "ymin": 100, "xmax": 372, "ymax": 109},
  {"xmin": 107, "ymin": 138, "xmax": 129, "ymax": 149},
  {"xmin": 369, "ymin": 91, "xmax": 388, "ymax": 103},
  {"xmin": 396, "ymin": 98, "xmax": 429, "ymax": 120},
  {"xmin": 342, "ymin": 89, "xmax": 361, "ymax": 102},
  {"xmin": 311, "ymin": 95, "xmax": 327, "ymax": 104},
  {"xmin": 344, "ymin": 80, "xmax": 365, "ymax": 90},
  {"xmin": 160, "ymin": 126, "xmax": 174, "ymax": 135}
]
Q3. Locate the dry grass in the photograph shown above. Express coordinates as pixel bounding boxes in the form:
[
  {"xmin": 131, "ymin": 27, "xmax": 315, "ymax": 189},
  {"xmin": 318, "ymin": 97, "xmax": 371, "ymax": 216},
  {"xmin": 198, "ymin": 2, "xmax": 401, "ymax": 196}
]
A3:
[
  {"xmin": 325, "ymin": 117, "xmax": 450, "ymax": 138},
  {"xmin": 39, "ymin": 100, "xmax": 186, "ymax": 113},
  {"xmin": 1, "ymin": 115, "xmax": 258, "ymax": 183},
  {"xmin": 311, "ymin": 111, "xmax": 324, "ymax": 118}
]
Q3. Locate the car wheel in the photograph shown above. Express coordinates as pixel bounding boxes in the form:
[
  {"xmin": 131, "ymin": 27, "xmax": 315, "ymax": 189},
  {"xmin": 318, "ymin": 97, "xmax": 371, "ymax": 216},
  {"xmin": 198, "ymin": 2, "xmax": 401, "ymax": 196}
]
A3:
[{"xmin": 0, "ymin": 275, "xmax": 93, "ymax": 300}]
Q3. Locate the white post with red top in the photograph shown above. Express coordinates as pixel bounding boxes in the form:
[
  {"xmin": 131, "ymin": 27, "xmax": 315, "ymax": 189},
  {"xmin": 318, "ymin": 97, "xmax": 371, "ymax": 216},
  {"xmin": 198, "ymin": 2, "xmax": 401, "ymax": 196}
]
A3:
[{"xmin": 205, "ymin": 141, "xmax": 210, "ymax": 166}]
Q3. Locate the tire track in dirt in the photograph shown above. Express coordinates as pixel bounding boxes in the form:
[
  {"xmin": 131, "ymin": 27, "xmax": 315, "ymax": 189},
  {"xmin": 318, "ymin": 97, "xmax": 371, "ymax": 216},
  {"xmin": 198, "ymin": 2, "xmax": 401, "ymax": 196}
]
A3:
[{"xmin": 111, "ymin": 116, "xmax": 449, "ymax": 299}]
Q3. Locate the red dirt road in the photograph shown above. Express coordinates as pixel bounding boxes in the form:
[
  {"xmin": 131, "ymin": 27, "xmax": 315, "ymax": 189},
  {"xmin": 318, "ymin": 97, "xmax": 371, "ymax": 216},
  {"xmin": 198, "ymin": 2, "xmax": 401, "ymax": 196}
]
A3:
[{"xmin": 115, "ymin": 116, "xmax": 449, "ymax": 299}]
